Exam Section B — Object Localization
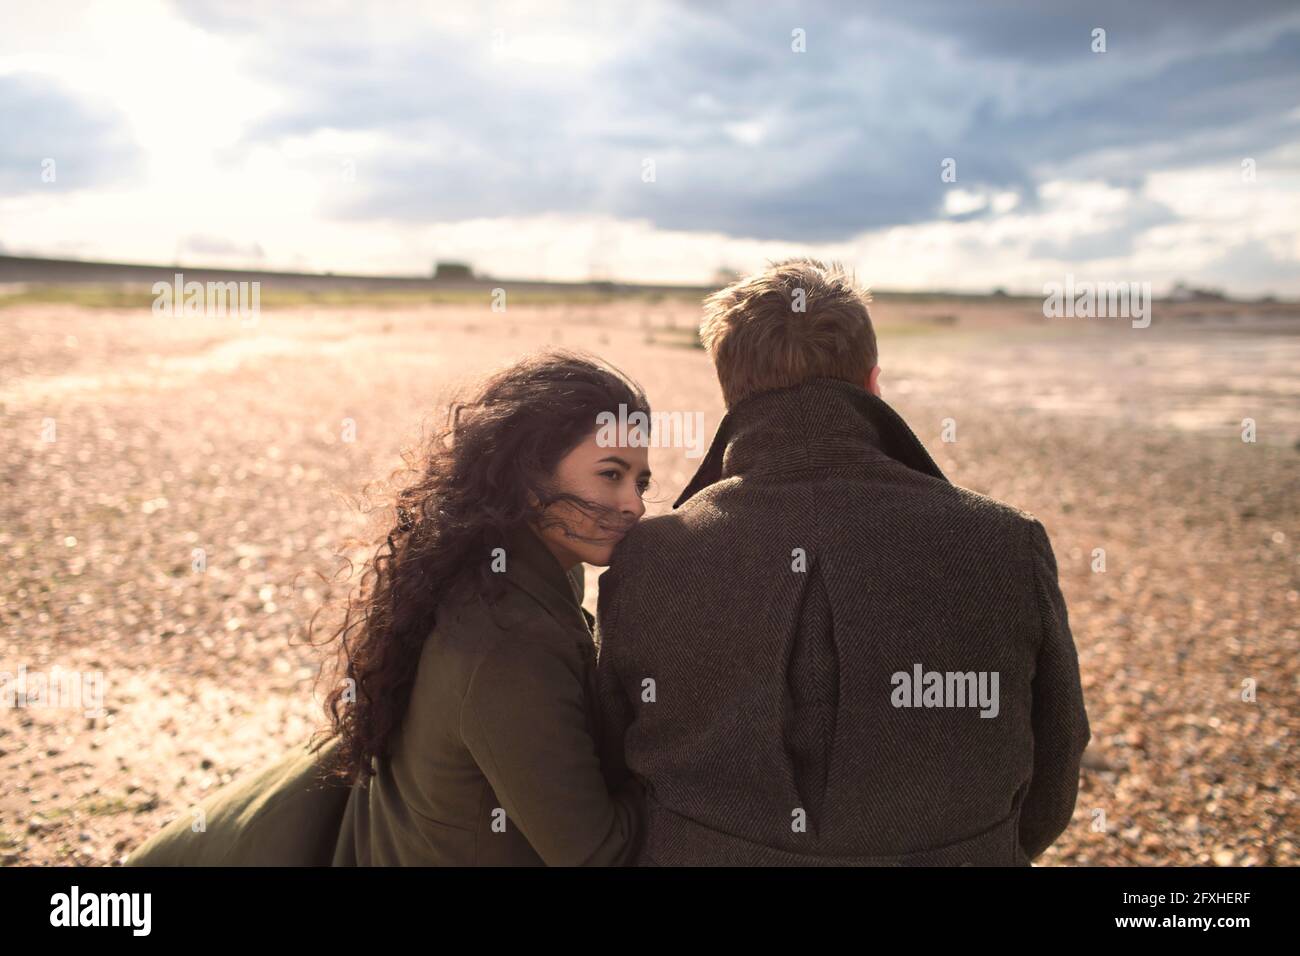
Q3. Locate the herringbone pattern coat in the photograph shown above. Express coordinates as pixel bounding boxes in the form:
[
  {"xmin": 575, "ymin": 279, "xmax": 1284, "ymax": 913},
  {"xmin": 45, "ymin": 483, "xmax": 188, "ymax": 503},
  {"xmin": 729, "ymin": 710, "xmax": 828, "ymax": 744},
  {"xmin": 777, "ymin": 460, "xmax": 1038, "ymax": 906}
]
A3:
[{"xmin": 595, "ymin": 378, "xmax": 1091, "ymax": 865}]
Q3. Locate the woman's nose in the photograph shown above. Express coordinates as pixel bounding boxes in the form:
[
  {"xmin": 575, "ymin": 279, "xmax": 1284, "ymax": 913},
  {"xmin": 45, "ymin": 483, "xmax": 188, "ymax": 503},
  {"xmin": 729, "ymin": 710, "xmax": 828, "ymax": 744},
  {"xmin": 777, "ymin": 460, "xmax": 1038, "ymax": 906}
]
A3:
[{"xmin": 625, "ymin": 490, "xmax": 646, "ymax": 521}]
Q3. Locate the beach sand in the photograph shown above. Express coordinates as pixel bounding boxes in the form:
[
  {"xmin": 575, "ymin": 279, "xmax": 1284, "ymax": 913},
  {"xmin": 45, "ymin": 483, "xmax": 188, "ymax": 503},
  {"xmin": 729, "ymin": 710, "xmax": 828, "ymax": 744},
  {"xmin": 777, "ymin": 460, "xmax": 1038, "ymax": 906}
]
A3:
[{"xmin": 1, "ymin": 297, "xmax": 1295, "ymax": 866}]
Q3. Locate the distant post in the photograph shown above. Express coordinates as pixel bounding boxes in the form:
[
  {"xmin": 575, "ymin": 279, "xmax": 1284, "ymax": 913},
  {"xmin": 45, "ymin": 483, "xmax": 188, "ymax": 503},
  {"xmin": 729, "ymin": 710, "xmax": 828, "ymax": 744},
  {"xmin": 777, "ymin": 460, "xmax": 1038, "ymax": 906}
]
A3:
[{"xmin": 433, "ymin": 261, "xmax": 474, "ymax": 280}]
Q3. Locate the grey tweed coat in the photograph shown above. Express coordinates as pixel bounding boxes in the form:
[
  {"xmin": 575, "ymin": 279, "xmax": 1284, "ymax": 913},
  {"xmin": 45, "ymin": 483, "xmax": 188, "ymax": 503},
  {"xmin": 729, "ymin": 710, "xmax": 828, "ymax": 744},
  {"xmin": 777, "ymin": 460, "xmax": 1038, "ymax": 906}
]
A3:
[{"xmin": 595, "ymin": 377, "xmax": 1091, "ymax": 866}]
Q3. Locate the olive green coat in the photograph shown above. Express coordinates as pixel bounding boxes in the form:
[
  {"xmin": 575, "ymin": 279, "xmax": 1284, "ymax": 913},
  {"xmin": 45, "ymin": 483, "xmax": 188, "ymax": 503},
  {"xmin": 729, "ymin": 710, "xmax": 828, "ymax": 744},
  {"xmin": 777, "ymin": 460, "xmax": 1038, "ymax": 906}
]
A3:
[
  {"xmin": 120, "ymin": 734, "xmax": 350, "ymax": 866},
  {"xmin": 125, "ymin": 524, "xmax": 645, "ymax": 866}
]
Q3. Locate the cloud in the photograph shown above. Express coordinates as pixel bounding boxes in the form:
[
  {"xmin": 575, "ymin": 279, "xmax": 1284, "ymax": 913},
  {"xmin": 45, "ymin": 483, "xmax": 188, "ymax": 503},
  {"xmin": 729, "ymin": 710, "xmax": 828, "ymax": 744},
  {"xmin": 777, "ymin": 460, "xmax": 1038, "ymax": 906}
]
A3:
[
  {"xmin": 0, "ymin": 73, "xmax": 141, "ymax": 195},
  {"xmin": 874, "ymin": 0, "xmax": 1300, "ymax": 63},
  {"xmin": 165, "ymin": 0, "xmax": 1300, "ymax": 249},
  {"xmin": 1197, "ymin": 237, "xmax": 1300, "ymax": 294},
  {"xmin": 1029, "ymin": 196, "xmax": 1180, "ymax": 260},
  {"xmin": 177, "ymin": 234, "xmax": 266, "ymax": 260},
  {"xmin": 1, "ymin": 1, "xmax": 1295, "ymax": 293}
]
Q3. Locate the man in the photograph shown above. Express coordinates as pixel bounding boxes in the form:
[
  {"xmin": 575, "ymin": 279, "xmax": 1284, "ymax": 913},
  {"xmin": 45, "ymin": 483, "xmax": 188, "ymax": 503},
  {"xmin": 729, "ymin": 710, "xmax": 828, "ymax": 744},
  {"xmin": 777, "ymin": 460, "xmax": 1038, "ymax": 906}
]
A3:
[{"xmin": 595, "ymin": 258, "xmax": 1091, "ymax": 866}]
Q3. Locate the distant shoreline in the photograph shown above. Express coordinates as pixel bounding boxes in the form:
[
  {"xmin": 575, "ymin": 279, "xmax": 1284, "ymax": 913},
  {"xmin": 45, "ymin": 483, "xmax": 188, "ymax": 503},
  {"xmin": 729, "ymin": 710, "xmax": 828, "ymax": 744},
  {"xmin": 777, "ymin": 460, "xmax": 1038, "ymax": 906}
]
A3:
[{"xmin": 4, "ymin": 254, "xmax": 1294, "ymax": 311}]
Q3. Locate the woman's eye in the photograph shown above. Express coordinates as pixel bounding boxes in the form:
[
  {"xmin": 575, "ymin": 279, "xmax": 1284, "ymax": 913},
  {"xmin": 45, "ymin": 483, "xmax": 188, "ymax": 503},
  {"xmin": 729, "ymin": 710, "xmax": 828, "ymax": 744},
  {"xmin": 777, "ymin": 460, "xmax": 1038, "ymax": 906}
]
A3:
[
  {"xmin": 600, "ymin": 470, "xmax": 623, "ymax": 482},
  {"xmin": 636, "ymin": 481, "xmax": 650, "ymax": 495}
]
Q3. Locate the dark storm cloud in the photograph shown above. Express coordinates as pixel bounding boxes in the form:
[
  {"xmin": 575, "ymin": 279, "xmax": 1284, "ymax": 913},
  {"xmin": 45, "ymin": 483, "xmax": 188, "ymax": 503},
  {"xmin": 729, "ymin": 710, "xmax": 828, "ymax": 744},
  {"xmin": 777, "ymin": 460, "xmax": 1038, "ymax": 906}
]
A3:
[
  {"xmin": 176, "ymin": 0, "xmax": 1300, "ymax": 251},
  {"xmin": 970, "ymin": 27, "xmax": 1300, "ymax": 172},
  {"xmin": 870, "ymin": 0, "xmax": 1299, "ymax": 62},
  {"xmin": 0, "ymin": 73, "xmax": 141, "ymax": 196}
]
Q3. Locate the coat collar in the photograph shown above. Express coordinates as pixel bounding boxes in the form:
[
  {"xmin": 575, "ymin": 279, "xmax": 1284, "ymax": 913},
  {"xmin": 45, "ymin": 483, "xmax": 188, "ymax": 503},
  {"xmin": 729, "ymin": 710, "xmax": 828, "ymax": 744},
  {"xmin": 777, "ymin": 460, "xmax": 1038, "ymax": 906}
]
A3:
[
  {"xmin": 501, "ymin": 522, "xmax": 590, "ymax": 635},
  {"xmin": 673, "ymin": 378, "xmax": 949, "ymax": 509}
]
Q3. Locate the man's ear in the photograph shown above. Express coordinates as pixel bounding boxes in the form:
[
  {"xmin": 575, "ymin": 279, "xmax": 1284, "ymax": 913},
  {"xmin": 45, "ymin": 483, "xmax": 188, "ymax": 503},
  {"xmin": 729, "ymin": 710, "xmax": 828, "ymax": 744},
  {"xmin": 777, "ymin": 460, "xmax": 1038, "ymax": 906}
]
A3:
[{"xmin": 866, "ymin": 365, "xmax": 882, "ymax": 397}]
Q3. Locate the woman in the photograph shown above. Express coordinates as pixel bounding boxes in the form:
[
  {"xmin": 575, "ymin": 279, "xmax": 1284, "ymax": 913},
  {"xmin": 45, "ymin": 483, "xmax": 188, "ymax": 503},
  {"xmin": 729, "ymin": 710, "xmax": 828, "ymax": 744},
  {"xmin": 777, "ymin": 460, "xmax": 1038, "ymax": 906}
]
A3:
[{"xmin": 124, "ymin": 349, "xmax": 653, "ymax": 866}]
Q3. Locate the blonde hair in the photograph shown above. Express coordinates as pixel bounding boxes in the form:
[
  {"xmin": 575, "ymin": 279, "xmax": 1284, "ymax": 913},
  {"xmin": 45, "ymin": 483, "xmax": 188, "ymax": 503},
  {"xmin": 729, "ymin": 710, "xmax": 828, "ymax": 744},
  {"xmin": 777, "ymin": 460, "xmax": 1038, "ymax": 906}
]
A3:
[{"xmin": 699, "ymin": 257, "xmax": 877, "ymax": 409}]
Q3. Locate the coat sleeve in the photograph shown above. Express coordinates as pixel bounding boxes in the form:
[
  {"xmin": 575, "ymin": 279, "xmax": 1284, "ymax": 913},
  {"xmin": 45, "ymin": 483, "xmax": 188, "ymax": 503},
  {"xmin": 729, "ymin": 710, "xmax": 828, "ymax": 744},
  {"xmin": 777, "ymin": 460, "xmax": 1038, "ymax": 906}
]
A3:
[
  {"xmin": 594, "ymin": 564, "xmax": 635, "ymax": 789},
  {"xmin": 460, "ymin": 635, "xmax": 644, "ymax": 866},
  {"xmin": 1018, "ymin": 518, "xmax": 1092, "ymax": 861}
]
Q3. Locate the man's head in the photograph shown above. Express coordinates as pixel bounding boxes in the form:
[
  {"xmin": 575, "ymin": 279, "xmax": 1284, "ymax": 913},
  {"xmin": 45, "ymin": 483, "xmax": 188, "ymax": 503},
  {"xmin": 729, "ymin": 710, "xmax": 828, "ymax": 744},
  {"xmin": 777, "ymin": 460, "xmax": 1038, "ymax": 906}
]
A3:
[{"xmin": 699, "ymin": 257, "xmax": 879, "ymax": 409}]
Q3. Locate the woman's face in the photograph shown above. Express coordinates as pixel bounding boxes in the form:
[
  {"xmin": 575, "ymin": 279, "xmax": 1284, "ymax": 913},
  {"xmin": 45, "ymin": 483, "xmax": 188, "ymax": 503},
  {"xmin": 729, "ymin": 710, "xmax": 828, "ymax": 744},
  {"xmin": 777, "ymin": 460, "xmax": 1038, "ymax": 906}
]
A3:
[{"xmin": 531, "ymin": 427, "xmax": 651, "ymax": 570}]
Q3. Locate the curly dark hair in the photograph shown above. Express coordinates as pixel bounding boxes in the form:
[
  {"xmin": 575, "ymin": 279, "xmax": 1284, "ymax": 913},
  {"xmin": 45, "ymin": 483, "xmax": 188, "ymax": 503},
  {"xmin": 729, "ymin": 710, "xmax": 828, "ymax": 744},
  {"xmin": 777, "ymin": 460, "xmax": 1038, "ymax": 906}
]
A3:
[{"xmin": 307, "ymin": 348, "xmax": 650, "ymax": 785}]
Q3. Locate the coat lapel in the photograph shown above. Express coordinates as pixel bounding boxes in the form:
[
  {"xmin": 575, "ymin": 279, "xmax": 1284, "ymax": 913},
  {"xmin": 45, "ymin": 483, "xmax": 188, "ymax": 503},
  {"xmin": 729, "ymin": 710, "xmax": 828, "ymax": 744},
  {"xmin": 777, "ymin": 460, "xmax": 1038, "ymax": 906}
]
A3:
[{"xmin": 501, "ymin": 522, "xmax": 591, "ymax": 636}]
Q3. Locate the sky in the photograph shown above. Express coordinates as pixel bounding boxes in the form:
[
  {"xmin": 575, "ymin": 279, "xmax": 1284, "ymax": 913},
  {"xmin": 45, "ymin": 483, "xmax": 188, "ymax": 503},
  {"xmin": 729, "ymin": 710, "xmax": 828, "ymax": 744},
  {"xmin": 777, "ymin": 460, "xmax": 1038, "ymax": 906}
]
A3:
[{"xmin": 2, "ymin": 0, "xmax": 1298, "ymax": 295}]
